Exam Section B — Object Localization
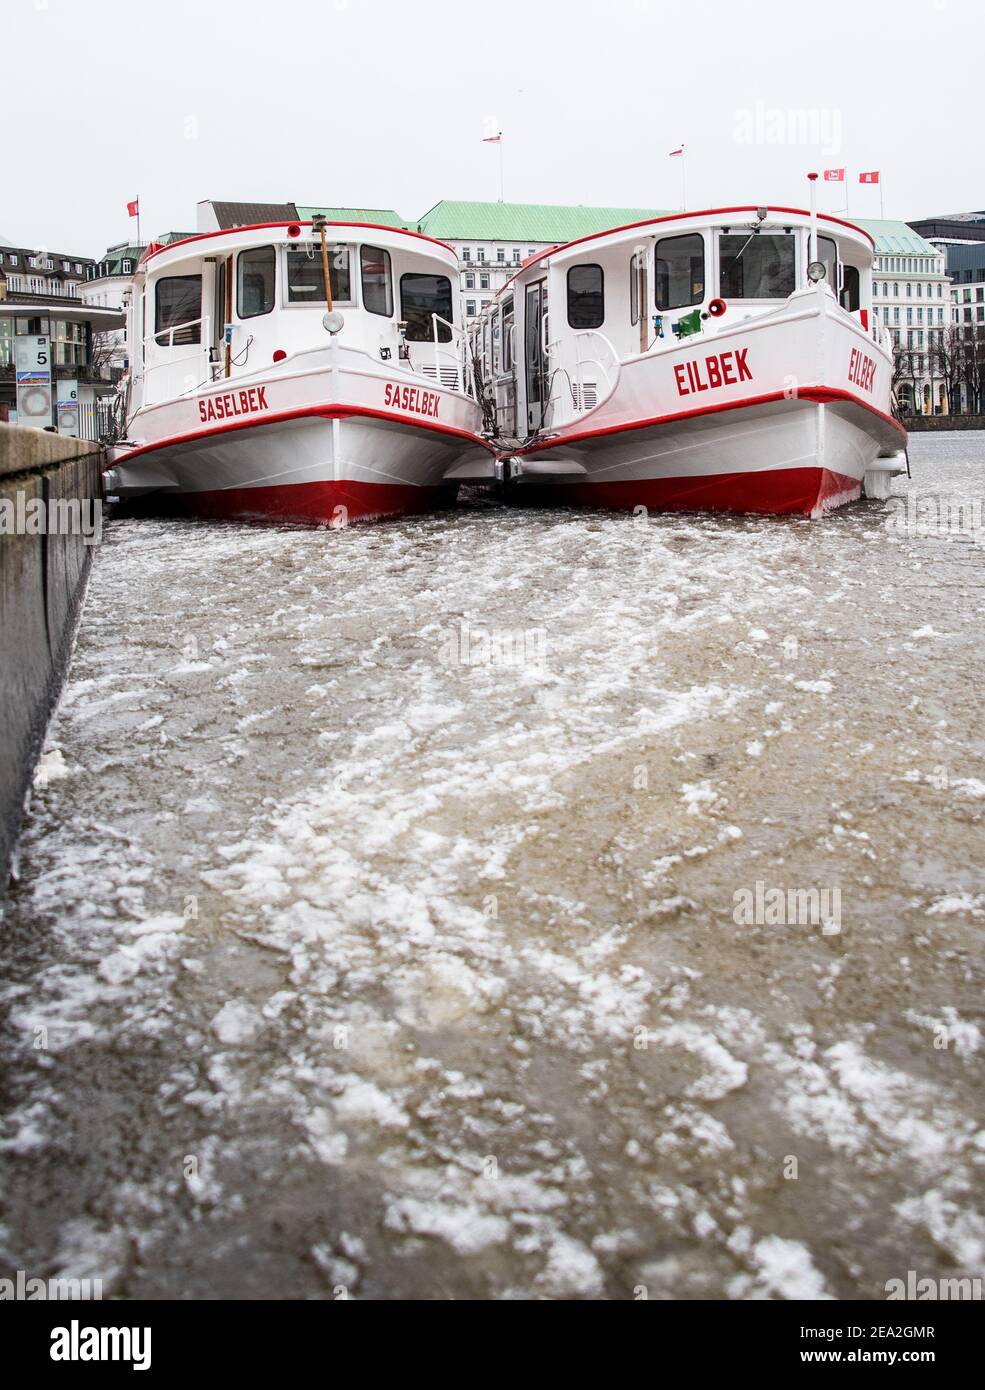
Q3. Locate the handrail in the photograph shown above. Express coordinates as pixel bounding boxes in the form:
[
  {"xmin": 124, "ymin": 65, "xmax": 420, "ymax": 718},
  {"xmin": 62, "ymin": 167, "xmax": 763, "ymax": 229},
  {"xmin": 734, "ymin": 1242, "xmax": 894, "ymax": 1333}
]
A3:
[
  {"xmin": 428, "ymin": 312, "xmax": 470, "ymax": 393},
  {"xmin": 141, "ymin": 313, "xmax": 209, "ymax": 350},
  {"xmin": 545, "ymin": 328, "xmax": 621, "ymax": 422}
]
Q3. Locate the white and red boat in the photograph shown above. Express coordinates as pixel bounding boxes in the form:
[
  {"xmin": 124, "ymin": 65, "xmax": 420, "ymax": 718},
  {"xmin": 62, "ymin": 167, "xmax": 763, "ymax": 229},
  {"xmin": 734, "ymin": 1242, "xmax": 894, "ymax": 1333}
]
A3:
[
  {"xmin": 105, "ymin": 219, "xmax": 495, "ymax": 523},
  {"xmin": 473, "ymin": 197, "xmax": 906, "ymax": 516}
]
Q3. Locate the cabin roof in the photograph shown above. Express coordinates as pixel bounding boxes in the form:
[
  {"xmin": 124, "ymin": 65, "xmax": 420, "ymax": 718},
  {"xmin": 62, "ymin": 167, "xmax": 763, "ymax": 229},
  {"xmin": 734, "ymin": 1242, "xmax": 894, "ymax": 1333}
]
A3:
[{"xmin": 413, "ymin": 200, "xmax": 670, "ymax": 241}]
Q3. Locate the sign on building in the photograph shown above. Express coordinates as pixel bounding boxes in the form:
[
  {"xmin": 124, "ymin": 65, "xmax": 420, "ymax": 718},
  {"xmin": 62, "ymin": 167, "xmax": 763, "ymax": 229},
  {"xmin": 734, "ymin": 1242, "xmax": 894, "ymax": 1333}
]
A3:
[
  {"xmin": 14, "ymin": 335, "xmax": 53, "ymax": 428},
  {"xmin": 57, "ymin": 378, "xmax": 80, "ymax": 437}
]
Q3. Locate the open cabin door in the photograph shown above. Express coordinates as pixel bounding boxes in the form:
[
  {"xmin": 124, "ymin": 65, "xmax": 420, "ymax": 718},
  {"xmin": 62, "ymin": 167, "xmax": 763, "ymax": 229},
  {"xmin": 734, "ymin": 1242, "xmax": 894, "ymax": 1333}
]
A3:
[{"xmin": 524, "ymin": 279, "xmax": 547, "ymax": 432}]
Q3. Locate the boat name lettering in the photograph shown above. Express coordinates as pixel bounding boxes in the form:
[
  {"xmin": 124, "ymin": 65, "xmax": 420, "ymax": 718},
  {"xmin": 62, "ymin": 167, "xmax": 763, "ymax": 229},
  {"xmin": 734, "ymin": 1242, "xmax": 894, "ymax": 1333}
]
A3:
[
  {"xmin": 198, "ymin": 386, "xmax": 269, "ymax": 423},
  {"xmin": 384, "ymin": 384, "xmax": 440, "ymax": 418},
  {"xmin": 847, "ymin": 348, "xmax": 876, "ymax": 394},
  {"xmin": 673, "ymin": 348, "xmax": 753, "ymax": 397}
]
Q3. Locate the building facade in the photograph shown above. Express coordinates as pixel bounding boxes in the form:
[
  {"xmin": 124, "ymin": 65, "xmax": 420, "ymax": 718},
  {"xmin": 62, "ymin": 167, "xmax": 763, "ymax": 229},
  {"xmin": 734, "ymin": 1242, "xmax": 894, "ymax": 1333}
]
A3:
[
  {"xmin": 0, "ymin": 235, "xmax": 124, "ymax": 430},
  {"xmin": 862, "ymin": 220, "xmax": 950, "ymax": 415},
  {"xmin": 908, "ymin": 214, "xmax": 985, "ymax": 414},
  {"xmin": 79, "ymin": 242, "xmax": 146, "ymax": 381}
]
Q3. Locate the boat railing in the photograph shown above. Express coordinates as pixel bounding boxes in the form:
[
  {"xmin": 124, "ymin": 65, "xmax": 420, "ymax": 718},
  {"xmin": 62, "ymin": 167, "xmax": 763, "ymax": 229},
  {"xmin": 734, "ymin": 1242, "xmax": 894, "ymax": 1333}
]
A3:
[
  {"xmin": 545, "ymin": 328, "xmax": 621, "ymax": 422},
  {"xmin": 139, "ymin": 315, "xmax": 212, "ymax": 404},
  {"xmin": 421, "ymin": 312, "xmax": 473, "ymax": 395}
]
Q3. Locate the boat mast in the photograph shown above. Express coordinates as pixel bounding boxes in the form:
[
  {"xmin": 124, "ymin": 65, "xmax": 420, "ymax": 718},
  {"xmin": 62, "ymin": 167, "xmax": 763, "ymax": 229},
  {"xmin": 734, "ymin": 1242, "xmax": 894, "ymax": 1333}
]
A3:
[{"xmin": 311, "ymin": 213, "xmax": 335, "ymax": 313}]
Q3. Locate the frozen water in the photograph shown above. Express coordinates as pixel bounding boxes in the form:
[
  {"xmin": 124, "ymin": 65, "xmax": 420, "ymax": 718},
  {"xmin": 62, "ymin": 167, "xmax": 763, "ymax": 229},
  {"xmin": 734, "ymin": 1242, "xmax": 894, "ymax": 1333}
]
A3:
[{"xmin": 1, "ymin": 434, "xmax": 983, "ymax": 1299}]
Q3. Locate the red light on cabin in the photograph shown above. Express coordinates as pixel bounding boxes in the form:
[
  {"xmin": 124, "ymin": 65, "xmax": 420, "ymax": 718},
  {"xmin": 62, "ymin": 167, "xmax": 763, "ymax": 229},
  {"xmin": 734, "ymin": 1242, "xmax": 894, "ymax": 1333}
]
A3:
[
  {"xmin": 273, "ymin": 349, "xmax": 287, "ymax": 362},
  {"xmin": 708, "ymin": 298, "xmax": 727, "ymax": 317},
  {"xmin": 287, "ymin": 224, "xmax": 301, "ymax": 238}
]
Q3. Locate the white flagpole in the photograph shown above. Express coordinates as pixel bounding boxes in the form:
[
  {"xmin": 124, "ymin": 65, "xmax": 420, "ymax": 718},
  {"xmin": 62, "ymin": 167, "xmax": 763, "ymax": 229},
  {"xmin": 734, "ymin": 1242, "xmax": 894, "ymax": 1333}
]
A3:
[
  {"xmin": 681, "ymin": 148, "xmax": 686, "ymax": 210},
  {"xmin": 499, "ymin": 136, "xmax": 504, "ymax": 203},
  {"xmin": 807, "ymin": 172, "xmax": 819, "ymax": 268},
  {"xmin": 880, "ymin": 176, "xmax": 884, "ymax": 220}
]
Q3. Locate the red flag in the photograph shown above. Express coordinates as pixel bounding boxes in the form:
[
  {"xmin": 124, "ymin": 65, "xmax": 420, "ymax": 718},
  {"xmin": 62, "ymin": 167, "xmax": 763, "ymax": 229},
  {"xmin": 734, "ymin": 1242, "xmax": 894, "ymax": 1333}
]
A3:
[
  {"xmin": 127, "ymin": 198, "xmax": 139, "ymax": 217},
  {"xmin": 482, "ymin": 133, "xmax": 501, "ymax": 143},
  {"xmin": 669, "ymin": 146, "xmax": 684, "ymax": 156},
  {"xmin": 859, "ymin": 171, "xmax": 880, "ymax": 185},
  {"xmin": 823, "ymin": 168, "xmax": 845, "ymax": 182}
]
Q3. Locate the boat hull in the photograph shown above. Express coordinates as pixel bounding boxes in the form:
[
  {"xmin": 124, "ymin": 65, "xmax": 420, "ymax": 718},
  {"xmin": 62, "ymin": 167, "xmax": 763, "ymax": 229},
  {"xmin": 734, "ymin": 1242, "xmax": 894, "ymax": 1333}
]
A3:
[
  {"xmin": 506, "ymin": 393, "xmax": 900, "ymax": 519},
  {"xmin": 107, "ymin": 408, "xmax": 478, "ymax": 523}
]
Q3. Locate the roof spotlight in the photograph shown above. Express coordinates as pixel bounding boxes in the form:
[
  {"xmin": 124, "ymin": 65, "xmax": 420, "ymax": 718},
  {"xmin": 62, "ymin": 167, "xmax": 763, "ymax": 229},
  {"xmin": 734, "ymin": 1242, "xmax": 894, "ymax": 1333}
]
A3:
[{"xmin": 807, "ymin": 261, "xmax": 827, "ymax": 283}]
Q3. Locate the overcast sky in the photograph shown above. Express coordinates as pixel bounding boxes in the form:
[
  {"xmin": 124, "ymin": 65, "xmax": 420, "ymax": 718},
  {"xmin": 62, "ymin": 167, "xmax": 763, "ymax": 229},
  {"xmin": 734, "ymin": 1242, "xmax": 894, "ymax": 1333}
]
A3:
[{"xmin": 4, "ymin": 0, "xmax": 982, "ymax": 254}]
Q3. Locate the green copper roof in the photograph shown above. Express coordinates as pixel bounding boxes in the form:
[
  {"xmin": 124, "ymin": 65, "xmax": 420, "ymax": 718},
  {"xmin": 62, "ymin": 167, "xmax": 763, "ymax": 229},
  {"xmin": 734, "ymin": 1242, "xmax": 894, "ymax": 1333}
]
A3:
[
  {"xmin": 297, "ymin": 206, "xmax": 408, "ymax": 229},
  {"xmin": 851, "ymin": 218, "xmax": 940, "ymax": 256},
  {"xmin": 413, "ymin": 200, "xmax": 669, "ymax": 241}
]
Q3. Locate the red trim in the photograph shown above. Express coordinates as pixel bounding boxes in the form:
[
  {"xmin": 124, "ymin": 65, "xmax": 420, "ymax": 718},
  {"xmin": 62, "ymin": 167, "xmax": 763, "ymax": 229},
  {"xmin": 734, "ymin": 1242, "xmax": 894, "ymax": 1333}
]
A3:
[
  {"xmin": 142, "ymin": 220, "xmax": 456, "ymax": 264},
  {"xmin": 518, "ymin": 386, "xmax": 906, "ymax": 455},
  {"xmin": 119, "ymin": 479, "xmax": 457, "ymax": 526},
  {"xmin": 114, "ymin": 403, "xmax": 495, "ymax": 465},
  {"xmin": 516, "ymin": 467, "xmax": 861, "ymax": 519},
  {"xmin": 499, "ymin": 204, "xmax": 875, "ymax": 295}
]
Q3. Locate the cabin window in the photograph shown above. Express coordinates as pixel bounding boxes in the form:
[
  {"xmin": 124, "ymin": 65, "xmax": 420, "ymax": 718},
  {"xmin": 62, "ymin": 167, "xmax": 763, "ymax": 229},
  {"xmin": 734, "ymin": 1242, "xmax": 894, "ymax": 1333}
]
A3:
[
  {"xmin": 285, "ymin": 245, "xmax": 351, "ymax": 304},
  {"xmin": 237, "ymin": 246, "xmax": 275, "ymax": 319},
  {"xmin": 567, "ymin": 264, "xmax": 604, "ymax": 329},
  {"xmin": 399, "ymin": 273, "xmax": 453, "ymax": 342},
  {"xmin": 719, "ymin": 233, "xmax": 795, "ymax": 299},
  {"xmin": 655, "ymin": 234, "xmax": 704, "ymax": 310},
  {"xmin": 360, "ymin": 245, "xmax": 393, "ymax": 316},
  {"xmin": 817, "ymin": 235, "xmax": 838, "ymax": 292},
  {"xmin": 154, "ymin": 274, "xmax": 201, "ymax": 345},
  {"xmin": 841, "ymin": 265, "xmax": 861, "ymax": 313},
  {"xmin": 502, "ymin": 297, "xmax": 514, "ymax": 370}
]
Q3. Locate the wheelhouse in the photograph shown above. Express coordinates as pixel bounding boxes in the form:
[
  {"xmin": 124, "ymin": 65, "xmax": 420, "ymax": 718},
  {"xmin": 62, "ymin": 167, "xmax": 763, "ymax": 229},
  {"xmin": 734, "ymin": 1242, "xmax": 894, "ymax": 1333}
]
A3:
[
  {"xmin": 129, "ymin": 221, "xmax": 471, "ymax": 410},
  {"xmin": 470, "ymin": 207, "xmax": 880, "ymax": 438}
]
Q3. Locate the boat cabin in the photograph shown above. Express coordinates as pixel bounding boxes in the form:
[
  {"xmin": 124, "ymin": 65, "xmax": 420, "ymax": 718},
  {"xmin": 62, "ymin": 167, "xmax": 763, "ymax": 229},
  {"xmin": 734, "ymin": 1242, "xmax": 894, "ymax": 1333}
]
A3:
[
  {"xmin": 126, "ymin": 221, "xmax": 471, "ymax": 411},
  {"xmin": 471, "ymin": 207, "xmax": 879, "ymax": 439}
]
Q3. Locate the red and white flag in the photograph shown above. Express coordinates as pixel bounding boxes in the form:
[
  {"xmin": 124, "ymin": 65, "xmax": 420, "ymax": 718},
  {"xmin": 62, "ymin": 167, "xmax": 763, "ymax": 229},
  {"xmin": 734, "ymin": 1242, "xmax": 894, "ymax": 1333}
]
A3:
[
  {"xmin": 823, "ymin": 168, "xmax": 845, "ymax": 182},
  {"xmin": 127, "ymin": 198, "xmax": 139, "ymax": 217},
  {"xmin": 859, "ymin": 170, "xmax": 880, "ymax": 184},
  {"xmin": 669, "ymin": 146, "xmax": 684, "ymax": 156},
  {"xmin": 482, "ymin": 133, "xmax": 501, "ymax": 143}
]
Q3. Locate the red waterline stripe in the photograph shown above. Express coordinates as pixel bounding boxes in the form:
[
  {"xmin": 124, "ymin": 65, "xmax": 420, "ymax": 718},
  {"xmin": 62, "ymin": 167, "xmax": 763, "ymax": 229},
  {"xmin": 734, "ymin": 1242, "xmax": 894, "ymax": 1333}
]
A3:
[{"xmin": 527, "ymin": 466, "xmax": 861, "ymax": 519}]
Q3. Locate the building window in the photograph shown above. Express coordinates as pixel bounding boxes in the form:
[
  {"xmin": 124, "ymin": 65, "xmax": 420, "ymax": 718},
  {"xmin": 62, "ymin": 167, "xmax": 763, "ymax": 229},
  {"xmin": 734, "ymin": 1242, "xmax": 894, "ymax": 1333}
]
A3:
[
  {"xmin": 567, "ymin": 263, "xmax": 604, "ymax": 329},
  {"xmin": 480, "ymin": 272, "xmax": 490, "ymax": 290},
  {"xmin": 512, "ymin": 249, "xmax": 521, "ymax": 264},
  {"xmin": 477, "ymin": 248, "xmax": 486, "ymax": 263},
  {"xmin": 893, "ymin": 282, "xmax": 898, "ymax": 297},
  {"xmin": 466, "ymin": 299, "xmax": 476, "ymax": 317},
  {"xmin": 237, "ymin": 245, "xmax": 276, "ymax": 318},
  {"xmin": 462, "ymin": 248, "xmax": 471, "ymax": 262},
  {"xmin": 465, "ymin": 273, "xmax": 475, "ymax": 290},
  {"xmin": 285, "ymin": 245, "xmax": 351, "ymax": 303},
  {"xmin": 400, "ymin": 272, "xmax": 453, "ymax": 341},
  {"xmin": 496, "ymin": 248, "xmax": 505, "ymax": 263},
  {"xmin": 360, "ymin": 245, "xmax": 393, "ymax": 316},
  {"xmin": 154, "ymin": 274, "xmax": 202, "ymax": 345},
  {"xmin": 656, "ymin": 233, "xmax": 704, "ymax": 309},
  {"xmin": 122, "ymin": 260, "xmax": 132, "ymax": 274}
]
